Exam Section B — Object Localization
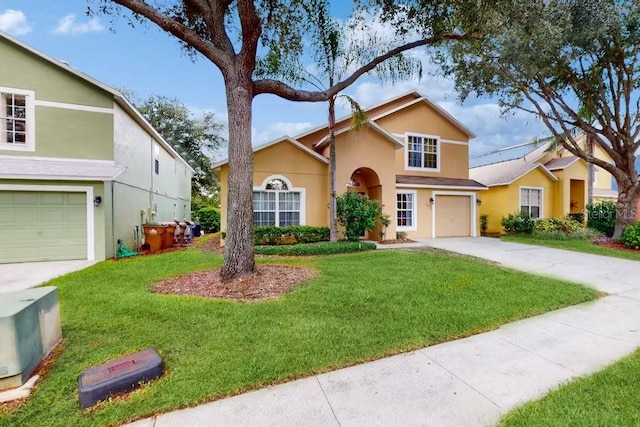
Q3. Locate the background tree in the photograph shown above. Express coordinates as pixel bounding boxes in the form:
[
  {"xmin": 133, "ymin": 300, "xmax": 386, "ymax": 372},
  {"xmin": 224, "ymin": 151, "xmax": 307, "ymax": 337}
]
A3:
[
  {"xmin": 258, "ymin": 2, "xmax": 421, "ymax": 242},
  {"xmin": 432, "ymin": 0, "xmax": 640, "ymax": 238},
  {"xmin": 135, "ymin": 95, "xmax": 225, "ymax": 200},
  {"xmin": 96, "ymin": 0, "xmax": 485, "ymax": 280}
]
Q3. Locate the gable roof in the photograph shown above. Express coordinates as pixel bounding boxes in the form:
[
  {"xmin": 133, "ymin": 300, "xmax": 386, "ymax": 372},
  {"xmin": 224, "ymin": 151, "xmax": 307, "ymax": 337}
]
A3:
[
  {"xmin": 544, "ymin": 156, "xmax": 581, "ymax": 171},
  {"xmin": 313, "ymin": 119, "xmax": 404, "ymax": 149},
  {"xmin": 470, "ymin": 157, "xmax": 558, "ymax": 187},
  {"xmin": 295, "ymin": 90, "xmax": 476, "ymax": 144},
  {"xmin": 212, "ymin": 136, "xmax": 329, "ymax": 169},
  {"xmin": 0, "ymin": 30, "xmax": 194, "ymax": 173}
]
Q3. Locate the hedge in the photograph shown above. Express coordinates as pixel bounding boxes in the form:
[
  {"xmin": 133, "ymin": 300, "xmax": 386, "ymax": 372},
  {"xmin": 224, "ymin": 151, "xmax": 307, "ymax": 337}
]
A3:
[
  {"xmin": 254, "ymin": 241, "xmax": 376, "ymax": 256},
  {"xmin": 222, "ymin": 226, "xmax": 330, "ymax": 245}
]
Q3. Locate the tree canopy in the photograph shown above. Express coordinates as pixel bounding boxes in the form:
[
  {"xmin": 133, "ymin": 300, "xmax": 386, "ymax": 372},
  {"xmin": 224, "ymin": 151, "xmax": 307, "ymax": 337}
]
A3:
[
  {"xmin": 96, "ymin": 0, "xmax": 487, "ymax": 279},
  {"xmin": 431, "ymin": 0, "xmax": 640, "ymax": 237}
]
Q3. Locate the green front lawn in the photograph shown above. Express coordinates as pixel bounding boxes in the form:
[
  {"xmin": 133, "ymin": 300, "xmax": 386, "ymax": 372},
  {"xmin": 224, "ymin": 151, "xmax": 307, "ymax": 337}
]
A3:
[
  {"xmin": 1, "ymin": 249, "xmax": 597, "ymax": 427},
  {"xmin": 502, "ymin": 234, "xmax": 640, "ymax": 261},
  {"xmin": 500, "ymin": 349, "xmax": 640, "ymax": 426}
]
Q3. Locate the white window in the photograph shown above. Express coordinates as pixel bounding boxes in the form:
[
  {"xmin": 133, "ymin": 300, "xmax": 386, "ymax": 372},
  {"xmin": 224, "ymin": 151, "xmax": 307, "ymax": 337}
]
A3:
[
  {"xmin": 252, "ymin": 176, "xmax": 305, "ymax": 227},
  {"xmin": 520, "ymin": 187, "xmax": 542, "ymax": 218},
  {"xmin": 0, "ymin": 87, "xmax": 35, "ymax": 151},
  {"xmin": 153, "ymin": 144, "xmax": 160, "ymax": 174},
  {"xmin": 406, "ymin": 133, "xmax": 439, "ymax": 170},
  {"xmin": 396, "ymin": 191, "xmax": 417, "ymax": 231}
]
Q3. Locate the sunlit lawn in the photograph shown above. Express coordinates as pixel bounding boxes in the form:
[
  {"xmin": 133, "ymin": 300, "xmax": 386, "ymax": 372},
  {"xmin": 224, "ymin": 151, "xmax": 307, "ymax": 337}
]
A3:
[
  {"xmin": 0, "ymin": 247, "xmax": 597, "ymax": 427},
  {"xmin": 502, "ymin": 234, "xmax": 640, "ymax": 261},
  {"xmin": 500, "ymin": 349, "xmax": 640, "ymax": 426}
]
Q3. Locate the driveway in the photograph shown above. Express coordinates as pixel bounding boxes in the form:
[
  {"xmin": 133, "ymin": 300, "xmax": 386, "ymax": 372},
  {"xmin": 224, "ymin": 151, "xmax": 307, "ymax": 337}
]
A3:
[
  {"xmin": 417, "ymin": 237, "xmax": 640, "ymax": 295},
  {"xmin": 0, "ymin": 260, "xmax": 95, "ymax": 293}
]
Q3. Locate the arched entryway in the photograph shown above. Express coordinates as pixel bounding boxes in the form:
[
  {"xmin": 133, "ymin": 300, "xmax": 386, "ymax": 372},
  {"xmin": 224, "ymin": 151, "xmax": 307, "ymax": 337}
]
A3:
[{"xmin": 346, "ymin": 167, "xmax": 383, "ymax": 240}]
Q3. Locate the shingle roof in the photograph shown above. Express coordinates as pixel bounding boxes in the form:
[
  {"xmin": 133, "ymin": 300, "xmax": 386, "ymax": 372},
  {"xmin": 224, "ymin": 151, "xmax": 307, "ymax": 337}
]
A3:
[
  {"xmin": 396, "ymin": 175, "xmax": 487, "ymax": 189},
  {"xmin": 469, "ymin": 158, "xmax": 558, "ymax": 187},
  {"xmin": 544, "ymin": 156, "xmax": 580, "ymax": 171},
  {"xmin": 0, "ymin": 157, "xmax": 125, "ymax": 181}
]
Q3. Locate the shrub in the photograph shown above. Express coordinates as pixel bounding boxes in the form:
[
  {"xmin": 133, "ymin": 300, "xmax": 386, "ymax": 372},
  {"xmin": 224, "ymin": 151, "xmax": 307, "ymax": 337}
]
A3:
[
  {"xmin": 621, "ymin": 222, "xmax": 640, "ymax": 249},
  {"xmin": 197, "ymin": 207, "xmax": 221, "ymax": 233},
  {"xmin": 532, "ymin": 228, "xmax": 603, "ymax": 240},
  {"xmin": 254, "ymin": 225, "xmax": 329, "ymax": 245},
  {"xmin": 567, "ymin": 212, "xmax": 585, "ymax": 224},
  {"xmin": 396, "ymin": 231, "xmax": 407, "ymax": 240},
  {"xmin": 480, "ymin": 214, "xmax": 489, "ymax": 236},
  {"xmin": 534, "ymin": 217, "xmax": 583, "ymax": 234},
  {"xmin": 586, "ymin": 201, "xmax": 617, "ymax": 237},
  {"xmin": 254, "ymin": 241, "xmax": 376, "ymax": 256},
  {"xmin": 501, "ymin": 211, "xmax": 535, "ymax": 234},
  {"xmin": 336, "ymin": 192, "xmax": 382, "ymax": 241}
]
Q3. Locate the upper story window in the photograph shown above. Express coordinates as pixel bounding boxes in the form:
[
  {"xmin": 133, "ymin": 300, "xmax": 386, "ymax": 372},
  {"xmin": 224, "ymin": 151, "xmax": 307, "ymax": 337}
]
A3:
[
  {"xmin": 253, "ymin": 176, "xmax": 305, "ymax": 227},
  {"xmin": 0, "ymin": 87, "xmax": 35, "ymax": 152},
  {"xmin": 406, "ymin": 133, "xmax": 439, "ymax": 171},
  {"xmin": 153, "ymin": 144, "xmax": 160, "ymax": 174}
]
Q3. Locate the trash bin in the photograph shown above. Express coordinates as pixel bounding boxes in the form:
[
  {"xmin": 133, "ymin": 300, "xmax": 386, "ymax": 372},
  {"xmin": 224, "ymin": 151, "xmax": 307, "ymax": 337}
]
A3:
[
  {"xmin": 193, "ymin": 223, "xmax": 201, "ymax": 238},
  {"xmin": 161, "ymin": 223, "xmax": 176, "ymax": 249},
  {"xmin": 142, "ymin": 225, "xmax": 166, "ymax": 252}
]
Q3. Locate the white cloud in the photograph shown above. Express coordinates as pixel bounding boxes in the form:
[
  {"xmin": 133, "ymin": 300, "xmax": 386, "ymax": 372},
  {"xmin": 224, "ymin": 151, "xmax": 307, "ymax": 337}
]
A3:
[
  {"xmin": 0, "ymin": 9, "xmax": 32, "ymax": 35},
  {"xmin": 252, "ymin": 121, "xmax": 314, "ymax": 145},
  {"xmin": 53, "ymin": 14, "xmax": 104, "ymax": 35}
]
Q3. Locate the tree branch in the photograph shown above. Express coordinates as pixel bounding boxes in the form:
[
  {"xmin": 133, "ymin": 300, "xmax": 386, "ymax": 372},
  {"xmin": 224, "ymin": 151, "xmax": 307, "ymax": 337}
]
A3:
[
  {"xmin": 110, "ymin": 0, "xmax": 233, "ymax": 72},
  {"xmin": 253, "ymin": 33, "xmax": 477, "ymax": 100}
]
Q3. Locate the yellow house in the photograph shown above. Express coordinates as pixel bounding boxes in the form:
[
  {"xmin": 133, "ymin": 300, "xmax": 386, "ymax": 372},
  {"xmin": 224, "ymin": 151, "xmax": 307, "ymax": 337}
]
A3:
[
  {"xmin": 470, "ymin": 133, "xmax": 616, "ymax": 234},
  {"xmin": 214, "ymin": 91, "xmax": 487, "ymax": 241}
]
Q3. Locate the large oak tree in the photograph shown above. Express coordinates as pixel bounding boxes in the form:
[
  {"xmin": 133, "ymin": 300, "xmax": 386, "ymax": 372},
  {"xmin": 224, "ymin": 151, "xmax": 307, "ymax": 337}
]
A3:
[
  {"xmin": 96, "ymin": 0, "xmax": 484, "ymax": 280},
  {"xmin": 430, "ymin": 0, "xmax": 640, "ymax": 238}
]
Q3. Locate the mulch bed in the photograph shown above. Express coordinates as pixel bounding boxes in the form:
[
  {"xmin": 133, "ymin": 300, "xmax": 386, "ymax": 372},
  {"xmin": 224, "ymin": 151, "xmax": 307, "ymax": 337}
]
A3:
[
  {"xmin": 196, "ymin": 235, "xmax": 224, "ymax": 255},
  {"xmin": 378, "ymin": 238, "xmax": 417, "ymax": 244},
  {"xmin": 153, "ymin": 265, "xmax": 317, "ymax": 301},
  {"xmin": 594, "ymin": 237, "xmax": 640, "ymax": 254}
]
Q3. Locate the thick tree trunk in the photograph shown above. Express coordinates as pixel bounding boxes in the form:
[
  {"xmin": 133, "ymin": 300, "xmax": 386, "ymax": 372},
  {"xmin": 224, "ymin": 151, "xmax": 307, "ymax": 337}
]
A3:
[
  {"xmin": 221, "ymin": 77, "xmax": 256, "ymax": 280},
  {"xmin": 612, "ymin": 183, "xmax": 640, "ymax": 239},
  {"xmin": 328, "ymin": 97, "xmax": 338, "ymax": 242}
]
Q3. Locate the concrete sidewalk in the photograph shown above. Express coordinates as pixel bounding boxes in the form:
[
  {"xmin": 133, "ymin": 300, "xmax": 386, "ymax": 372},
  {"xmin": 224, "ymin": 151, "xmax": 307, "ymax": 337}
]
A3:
[
  {"xmin": 126, "ymin": 239, "xmax": 640, "ymax": 427},
  {"xmin": 0, "ymin": 260, "xmax": 95, "ymax": 293}
]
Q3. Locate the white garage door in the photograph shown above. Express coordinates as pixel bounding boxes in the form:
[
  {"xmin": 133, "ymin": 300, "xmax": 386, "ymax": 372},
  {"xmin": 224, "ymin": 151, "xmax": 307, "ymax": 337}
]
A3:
[
  {"xmin": 0, "ymin": 191, "xmax": 87, "ymax": 263},
  {"xmin": 435, "ymin": 195, "xmax": 471, "ymax": 237}
]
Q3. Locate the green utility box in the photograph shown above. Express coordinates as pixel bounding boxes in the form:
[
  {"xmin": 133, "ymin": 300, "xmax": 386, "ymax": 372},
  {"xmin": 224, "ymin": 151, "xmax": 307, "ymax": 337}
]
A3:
[{"xmin": 0, "ymin": 287, "xmax": 62, "ymax": 389}]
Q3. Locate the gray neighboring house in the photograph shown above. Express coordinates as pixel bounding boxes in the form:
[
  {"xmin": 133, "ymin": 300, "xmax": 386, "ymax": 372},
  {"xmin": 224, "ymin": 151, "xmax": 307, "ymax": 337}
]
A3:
[{"xmin": 0, "ymin": 31, "xmax": 193, "ymax": 264}]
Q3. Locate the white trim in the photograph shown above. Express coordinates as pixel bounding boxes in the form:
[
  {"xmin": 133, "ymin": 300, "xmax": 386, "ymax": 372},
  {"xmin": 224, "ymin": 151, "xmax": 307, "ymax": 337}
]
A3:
[
  {"xmin": 253, "ymin": 174, "xmax": 307, "ymax": 226},
  {"xmin": 0, "ymin": 174, "xmax": 120, "ymax": 181},
  {"xmin": 0, "ymin": 86, "xmax": 36, "ymax": 152},
  {"xmin": 431, "ymin": 191, "xmax": 478, "ymax": 238},
  {"xmin": 0, "ymin": 154, "xmax": 117, "ymax": 164},
  {"xmin": 440, "ymin": 139, "xmax": 468, "ymax": 146},
  {"xmin": 293, "ymin": 91, "xmax": 422, "ymax": 141},
  {"xmin": 313, "ymin": 120, "xmax": 403, "ymax": 149},
  {"xmin": 0, "ymin": 184, "xmax": 95, "ymax": 261},
  {"xmin": 396, "ymin": 183, "xmax": 488, "ymax": 191},
  {"xmin": 519, "ymin": 186, "xmax": 544, "ymax": 219},
  {"xmin": 404, "ymin": 132, "xmax": 441, "ymax": 172},
  {"xmin": 369, "ymin": 97, "xmax": 425, "ymax": 121},
  {"xmin": 395, "ymin": 190, "xmax": 417, "ymax": 232},
  {"xmin": 213, "ymin": 136, "xmax": 329, "ymax": 168},
  {"xmin": 35, "ymin": 100, "xmax": 114, "ymax": 114}
]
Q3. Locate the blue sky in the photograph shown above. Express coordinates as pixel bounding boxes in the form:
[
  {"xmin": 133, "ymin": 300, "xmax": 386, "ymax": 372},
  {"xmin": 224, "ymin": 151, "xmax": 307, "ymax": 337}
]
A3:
[{"xmin": 0, "ymin": 2, "xmax": 550, "ymax": 158}]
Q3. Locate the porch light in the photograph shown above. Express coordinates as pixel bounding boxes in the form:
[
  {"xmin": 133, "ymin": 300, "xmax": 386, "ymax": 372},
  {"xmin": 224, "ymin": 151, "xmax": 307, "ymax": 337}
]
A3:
[
  {"xmin": 476, "ymin": 199, "xmax": 482, "ymax": 206},
  {"xmin": 429, "ymin": 197, "xmax": 435, "ymax": 205},
  {"xmin": 94, "ymin": 196, "xmax": 102, "ymax": 207}
]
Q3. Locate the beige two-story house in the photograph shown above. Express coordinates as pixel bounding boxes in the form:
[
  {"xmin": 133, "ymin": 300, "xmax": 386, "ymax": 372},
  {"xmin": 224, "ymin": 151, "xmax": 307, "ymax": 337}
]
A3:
[{"xmin": 215, "ymin": 91, "xmax": 487, "ymax": 240}]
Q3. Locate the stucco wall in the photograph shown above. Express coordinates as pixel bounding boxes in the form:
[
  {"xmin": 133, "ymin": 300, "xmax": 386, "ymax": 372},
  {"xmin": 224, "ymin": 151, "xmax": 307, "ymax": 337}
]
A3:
[
  {"xmin": 0, "ymin": 37, "xmax": 115, "ymax": 159},
  {"xmin": 219, "ymin": 141, "xmax": 328, "ymax": 234},
  {"xmin": 112, "ymin": 104, "xmax": 192, "ymax": 253}
]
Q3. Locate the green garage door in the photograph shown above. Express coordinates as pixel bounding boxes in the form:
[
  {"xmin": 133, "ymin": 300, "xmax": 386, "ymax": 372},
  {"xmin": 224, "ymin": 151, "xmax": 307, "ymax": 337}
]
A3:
[{"xmin": 0, "ymin": 191, "xmax": 87, "ymax": 263}]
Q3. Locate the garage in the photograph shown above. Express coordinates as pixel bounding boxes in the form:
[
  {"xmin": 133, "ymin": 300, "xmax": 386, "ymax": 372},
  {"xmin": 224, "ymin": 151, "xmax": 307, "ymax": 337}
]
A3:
[
  {"xmin": 0, "ymin": 191, "xmax": 88, "ymax": 263},
  {"xmin": 434, "ymin": 195, "xmax": 471, "ymax": 237}
]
